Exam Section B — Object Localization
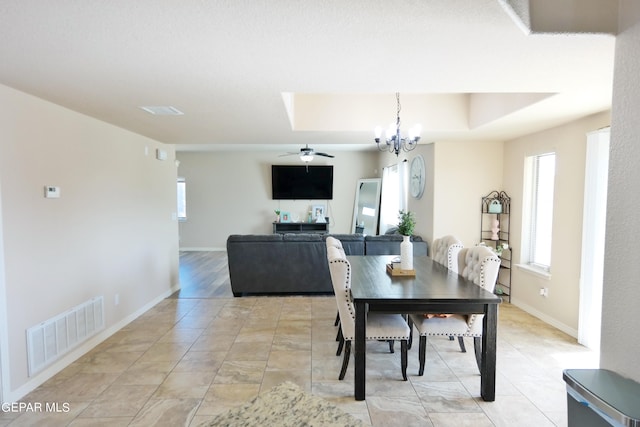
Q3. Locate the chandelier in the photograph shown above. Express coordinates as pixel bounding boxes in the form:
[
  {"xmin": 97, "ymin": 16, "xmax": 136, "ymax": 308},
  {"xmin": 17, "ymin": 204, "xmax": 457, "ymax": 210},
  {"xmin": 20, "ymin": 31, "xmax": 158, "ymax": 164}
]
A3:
[{"xmin": 374, "ymin": 92, "xmax": 421, "ymax": 156}]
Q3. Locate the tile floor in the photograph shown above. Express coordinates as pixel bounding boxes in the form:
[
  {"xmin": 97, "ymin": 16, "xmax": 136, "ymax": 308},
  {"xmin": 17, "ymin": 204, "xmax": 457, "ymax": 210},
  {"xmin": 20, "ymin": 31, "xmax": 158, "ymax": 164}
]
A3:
[{"xmin": 2, "ymin": 253, "xmax": 598, "ymax": 426}]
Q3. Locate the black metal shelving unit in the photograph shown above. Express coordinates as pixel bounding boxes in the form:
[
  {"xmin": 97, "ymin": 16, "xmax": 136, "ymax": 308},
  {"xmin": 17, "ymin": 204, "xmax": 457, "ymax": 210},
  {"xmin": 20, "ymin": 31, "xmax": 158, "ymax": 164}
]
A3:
[{"xmin": 480, "ymin": 191, "xmax": 512, "ymax": 301}]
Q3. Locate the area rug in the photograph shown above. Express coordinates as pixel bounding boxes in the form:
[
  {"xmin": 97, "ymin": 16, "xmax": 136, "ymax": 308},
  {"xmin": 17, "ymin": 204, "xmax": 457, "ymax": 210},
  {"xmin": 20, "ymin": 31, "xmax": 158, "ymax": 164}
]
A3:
[{"xmin": 202, "ymin": 381, "xmax": 364, "ymax": 427}]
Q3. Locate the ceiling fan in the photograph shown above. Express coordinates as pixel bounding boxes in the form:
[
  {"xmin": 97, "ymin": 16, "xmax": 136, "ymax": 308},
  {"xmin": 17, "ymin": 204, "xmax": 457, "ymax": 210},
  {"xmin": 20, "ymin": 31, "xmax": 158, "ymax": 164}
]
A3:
[{"xmin": 280, "ymin": 145, "xmax": 335, "ymax": 163}]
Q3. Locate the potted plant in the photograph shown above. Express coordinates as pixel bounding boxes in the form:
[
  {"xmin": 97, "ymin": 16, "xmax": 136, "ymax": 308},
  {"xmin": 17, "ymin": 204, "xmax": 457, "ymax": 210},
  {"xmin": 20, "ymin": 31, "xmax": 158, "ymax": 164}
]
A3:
[
  {"xmin": 274, "ymin": 209, "xmax": 281, "ymax": 222},
  {"xmin": 495, "ymin": 242, "xmax": 509, "ymax": 257},
  {"xmin": 397, "ymin": 210, "xmax": 416, "ymax": 270},
  {"xmin": 397, "ymin": 210, "xmax": 416, "ymax": 236}
]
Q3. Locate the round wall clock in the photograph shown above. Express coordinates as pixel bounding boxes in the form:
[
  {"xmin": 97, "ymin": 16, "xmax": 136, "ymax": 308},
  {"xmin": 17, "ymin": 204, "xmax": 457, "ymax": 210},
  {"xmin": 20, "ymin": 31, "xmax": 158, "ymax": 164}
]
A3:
[{"xmin": 410, "ymin": 155, "xmax": 426, "ymax": 199}]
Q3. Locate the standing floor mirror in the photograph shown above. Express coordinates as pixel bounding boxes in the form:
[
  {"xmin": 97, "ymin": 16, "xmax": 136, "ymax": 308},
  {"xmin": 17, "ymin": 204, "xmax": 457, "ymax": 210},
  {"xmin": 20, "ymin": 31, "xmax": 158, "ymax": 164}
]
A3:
[{"xmin": 351, "ymin": 178, "xmax": 382, "ymax": 235}]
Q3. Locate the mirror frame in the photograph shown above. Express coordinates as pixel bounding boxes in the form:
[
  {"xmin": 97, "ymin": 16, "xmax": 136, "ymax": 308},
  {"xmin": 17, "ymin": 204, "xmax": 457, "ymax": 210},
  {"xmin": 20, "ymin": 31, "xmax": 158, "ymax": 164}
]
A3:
[{"xmin": 351, "ymin": 178, "xmax": 382, "ymax": 235}]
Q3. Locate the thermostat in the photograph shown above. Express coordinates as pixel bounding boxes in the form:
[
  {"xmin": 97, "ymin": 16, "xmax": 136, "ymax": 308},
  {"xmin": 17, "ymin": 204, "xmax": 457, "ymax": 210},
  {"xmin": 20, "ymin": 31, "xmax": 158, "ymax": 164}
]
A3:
[{"xmin": 44, "ymin": 186, "xmax": 61, "ymax": 198}]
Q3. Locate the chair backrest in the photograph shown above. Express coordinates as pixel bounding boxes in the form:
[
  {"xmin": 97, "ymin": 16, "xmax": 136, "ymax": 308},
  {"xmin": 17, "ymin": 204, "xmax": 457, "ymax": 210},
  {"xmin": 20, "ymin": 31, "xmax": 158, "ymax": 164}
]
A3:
[
  {"xmin": 326, "ymin": 245, "xmax": 346, "ymax": 262},
  {"xmin": 326, "ymin": 236, "xmax": 346, "ymax": 259},
  {"xmin": 327, "ymin": 253, "xmax": 356, "ymax": 340},
  {"xmin": 458, "ymin": 245, "xmax": 500, "ymax": 292},
  {"xmin": 432, "ymin": 235, "xmax": 464, "ymax": 273},
  {"xmin": 457, "ymin": 245, "xmax": 501, "ymax": 333}
]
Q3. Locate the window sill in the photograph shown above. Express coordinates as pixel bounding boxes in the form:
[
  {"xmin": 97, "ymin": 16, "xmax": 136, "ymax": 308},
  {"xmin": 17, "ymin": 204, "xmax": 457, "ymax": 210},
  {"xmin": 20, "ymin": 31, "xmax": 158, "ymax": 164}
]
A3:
[{"xmin": 515, "ymin": 264, "xmax": 551, "ymax": 280}]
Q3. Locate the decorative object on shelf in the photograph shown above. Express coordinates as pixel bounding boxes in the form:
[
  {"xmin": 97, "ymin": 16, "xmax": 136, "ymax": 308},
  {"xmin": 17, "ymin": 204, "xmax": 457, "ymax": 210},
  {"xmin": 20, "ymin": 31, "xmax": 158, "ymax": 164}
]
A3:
[
  {"xmin": 280, "ymin": 211, "xmax": 291, "ymax": 223},
  {"xmin": 374, "ymin": 93, "xmax": 421, "ymax": 156},
  {"xmin": 312, "ymin": 204, "xmax": 326, "ymax": 222},
  {"xmin": 410, "ymin": 155, "xmax": 426, "ymax": 199},
  {"xmin": 494, "ymin": 243, "xmax": 509, "ymax": 257},
  {"xmin": 488, "ymin": 199, "xmax": 502, "ymax": 213},
  {"xmin": 274, "ymin": 209, "xmax": 281, "ymax": 223},
  {"xmin": 491, "ymin": 218, "xmax": 500, "ymax": 240},
  {"xmin": 397, "ymin": 210, "xmax": 416, "ymax": 271}
]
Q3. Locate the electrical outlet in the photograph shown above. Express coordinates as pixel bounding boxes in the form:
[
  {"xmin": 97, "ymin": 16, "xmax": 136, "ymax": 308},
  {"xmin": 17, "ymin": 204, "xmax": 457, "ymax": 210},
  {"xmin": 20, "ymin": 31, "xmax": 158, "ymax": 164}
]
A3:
[
  {"xmin": 114, "ymin": 294, "xmax": 120, "ymax": 306},
  {"xmin": 539, "ymin": 288, "xmax": 549, "ymax": 297}
]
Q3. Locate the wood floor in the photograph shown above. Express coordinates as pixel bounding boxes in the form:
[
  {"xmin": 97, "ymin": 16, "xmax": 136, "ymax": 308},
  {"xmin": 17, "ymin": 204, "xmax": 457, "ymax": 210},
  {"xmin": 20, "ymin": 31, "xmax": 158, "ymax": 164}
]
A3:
[{"xmin": 171, "ymin": 251, "xmax": 233, "ymax": 298}]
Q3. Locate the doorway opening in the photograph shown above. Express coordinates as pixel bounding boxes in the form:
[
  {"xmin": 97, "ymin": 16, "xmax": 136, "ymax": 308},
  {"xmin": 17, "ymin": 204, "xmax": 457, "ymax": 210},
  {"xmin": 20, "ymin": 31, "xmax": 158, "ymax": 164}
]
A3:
[{"xmin": 578, "ymin": 127, "xmax": 610, "ymax": 355}]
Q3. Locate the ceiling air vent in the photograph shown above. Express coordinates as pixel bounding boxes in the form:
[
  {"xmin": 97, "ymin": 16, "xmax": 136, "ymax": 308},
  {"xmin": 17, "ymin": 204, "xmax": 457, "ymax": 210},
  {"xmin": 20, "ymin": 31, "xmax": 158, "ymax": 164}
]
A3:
[{"xmin": 139, "ymin": 106, "xmax": 184, "ymax": 115}]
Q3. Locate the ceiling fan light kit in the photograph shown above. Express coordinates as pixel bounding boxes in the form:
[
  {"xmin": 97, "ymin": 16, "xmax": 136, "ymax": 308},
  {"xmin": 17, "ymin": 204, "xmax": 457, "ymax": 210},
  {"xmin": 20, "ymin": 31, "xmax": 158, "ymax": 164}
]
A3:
[
  {"xmin": 281, "ymin": 145, "xmax": 335, "ymax": 164},
  {"xmin": 375, "ymin": 92, "xmax": 421, "ymax": 156}
]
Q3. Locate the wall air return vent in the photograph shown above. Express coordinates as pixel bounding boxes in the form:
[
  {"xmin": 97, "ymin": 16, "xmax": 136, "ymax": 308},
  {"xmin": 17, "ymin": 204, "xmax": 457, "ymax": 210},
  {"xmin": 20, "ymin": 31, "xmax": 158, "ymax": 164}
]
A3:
[{"xmin": 26, "ymin": 296, "xmax": 104, "ymax": 376}]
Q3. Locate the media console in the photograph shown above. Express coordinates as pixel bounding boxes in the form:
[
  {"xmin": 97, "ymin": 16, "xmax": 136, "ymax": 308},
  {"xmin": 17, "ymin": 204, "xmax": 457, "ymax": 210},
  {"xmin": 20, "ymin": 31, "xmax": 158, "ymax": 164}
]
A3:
[{"xmin": 272, "ymin": 221, "xmax": 329, "ymax": 234}]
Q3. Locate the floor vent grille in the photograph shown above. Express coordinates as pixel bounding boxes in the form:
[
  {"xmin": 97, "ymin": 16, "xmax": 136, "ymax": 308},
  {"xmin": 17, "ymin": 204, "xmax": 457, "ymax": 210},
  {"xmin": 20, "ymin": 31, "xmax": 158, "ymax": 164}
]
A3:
[{"xmin": 26, "ymin": 296, "xmax": 104, "ymax": 376}]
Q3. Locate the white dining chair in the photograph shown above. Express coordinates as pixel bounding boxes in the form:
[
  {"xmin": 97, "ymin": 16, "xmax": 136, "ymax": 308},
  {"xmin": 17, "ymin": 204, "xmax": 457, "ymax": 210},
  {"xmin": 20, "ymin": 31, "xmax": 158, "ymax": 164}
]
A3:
[
  {"xmin": 425, "ymin": 235, "xmax": 465, "ymax": 350},
  {"xmin": 326, "ymin": 236, "xmax": 346, "ymax": 330},
  {"xmin": 409, "ymin": 245, "xmax": 500, "ymax": 375},
  {"xmin": 432, "ymin": 235, "xmax": 464, "ymax": 273},
  {"xmin": 327, "ymin": 251, "xmax": 410, "ymax": 381}
]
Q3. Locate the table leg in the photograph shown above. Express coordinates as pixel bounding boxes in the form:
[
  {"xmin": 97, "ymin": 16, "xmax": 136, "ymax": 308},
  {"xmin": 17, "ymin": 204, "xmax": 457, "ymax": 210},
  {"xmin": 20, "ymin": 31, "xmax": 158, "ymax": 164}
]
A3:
[
  {"xmin": 354, "ymin": 301, "xmax": 366, "ymax": 401},
  {"xmin": 480, "ymin": 303, "xmax": 497, "ymax": 401}
]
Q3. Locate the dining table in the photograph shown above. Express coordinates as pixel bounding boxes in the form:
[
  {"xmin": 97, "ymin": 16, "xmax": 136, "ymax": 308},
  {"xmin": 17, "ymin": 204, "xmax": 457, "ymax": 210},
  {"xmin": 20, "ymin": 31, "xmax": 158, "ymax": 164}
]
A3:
[{"xmin": 348, "ymin": 255, "xmax": 502, "ymax": 401}]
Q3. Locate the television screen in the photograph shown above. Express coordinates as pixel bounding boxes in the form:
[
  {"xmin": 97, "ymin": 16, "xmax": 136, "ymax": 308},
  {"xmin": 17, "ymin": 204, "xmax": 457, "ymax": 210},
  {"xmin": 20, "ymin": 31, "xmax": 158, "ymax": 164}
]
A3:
[{"xmin": 271, "ymin": 165, "xmax": 333, "ymax": 200}]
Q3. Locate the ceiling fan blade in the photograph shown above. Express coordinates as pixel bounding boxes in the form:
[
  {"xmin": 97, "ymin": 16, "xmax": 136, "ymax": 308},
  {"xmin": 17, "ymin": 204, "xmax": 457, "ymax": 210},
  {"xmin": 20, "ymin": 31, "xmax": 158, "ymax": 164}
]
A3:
[
  {"xmin": 278, "ymin": 152, "xmax": 298, "ymax": 157},
  {"xmin": 316, "ymin": 152, "xmax": 335, "ymax": 158}
]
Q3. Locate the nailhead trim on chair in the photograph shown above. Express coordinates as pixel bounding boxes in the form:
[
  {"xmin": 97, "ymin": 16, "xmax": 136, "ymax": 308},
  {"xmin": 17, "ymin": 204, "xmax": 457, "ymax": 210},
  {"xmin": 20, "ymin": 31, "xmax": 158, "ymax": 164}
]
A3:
[
  {"xmin": 464, "ymin": 250, "xmax": 500, "ymax": 332},
  {"xmin": 432, "ymin": 236, "xmax": 463, "ymax": 272},
  {"xmin": 328, "ymin": 258, "xmax": 409, "ymax": 341},
  {"xmin": 327, "ymin": 249, "xmax": 409, "ymax": 381}
]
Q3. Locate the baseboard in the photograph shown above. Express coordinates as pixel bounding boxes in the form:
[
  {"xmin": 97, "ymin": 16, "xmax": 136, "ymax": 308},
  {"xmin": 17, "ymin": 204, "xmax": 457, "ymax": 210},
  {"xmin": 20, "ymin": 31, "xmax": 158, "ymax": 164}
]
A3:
[
  {"xmin": 4, "ymin": 285, "xmax": 179, "ymax": 402},
  {"xmin": 179, "ymin": 247, "xmax": 226, "ymax": 252},
  {"xmin": 511, "ymin": 297, "xmax": 578, "ymax": 339}
]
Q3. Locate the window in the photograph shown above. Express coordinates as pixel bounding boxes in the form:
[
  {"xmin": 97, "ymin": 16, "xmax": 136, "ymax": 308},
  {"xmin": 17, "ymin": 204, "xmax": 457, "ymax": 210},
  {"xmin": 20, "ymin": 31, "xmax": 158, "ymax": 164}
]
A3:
[
  {"xmin": 379, "ymin": 162, "xmax": 408, "ymax": 234},
  {"xmin": 522, "ymin": 152, "xmax": 556, "ymax": 272},
  {"xmin": 177, "ymin": 177, "xmax": 186, "ymax": 221}
]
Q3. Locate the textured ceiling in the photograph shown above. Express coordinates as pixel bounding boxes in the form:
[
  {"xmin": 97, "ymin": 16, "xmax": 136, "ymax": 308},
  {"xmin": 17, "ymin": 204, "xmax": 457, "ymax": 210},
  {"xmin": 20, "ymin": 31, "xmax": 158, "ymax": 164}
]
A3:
[{"xmin": 0, "ymin": 0, "xmax": 616, "ymax": 151}]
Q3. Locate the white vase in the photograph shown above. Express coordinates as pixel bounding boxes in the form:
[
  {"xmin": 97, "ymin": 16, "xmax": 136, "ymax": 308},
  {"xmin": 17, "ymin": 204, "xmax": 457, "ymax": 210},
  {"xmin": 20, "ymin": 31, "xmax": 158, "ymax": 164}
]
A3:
[{"xmin": 400, "ymin": 235, "xmax": 413, "ymax": 270}]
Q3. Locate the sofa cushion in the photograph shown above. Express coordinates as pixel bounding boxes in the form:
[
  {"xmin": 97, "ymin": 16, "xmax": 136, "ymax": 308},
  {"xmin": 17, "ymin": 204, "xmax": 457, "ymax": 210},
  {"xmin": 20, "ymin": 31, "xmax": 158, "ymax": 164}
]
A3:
[
  {"xmin": 364, "ymin": 235, "xmax": 428, "ymax": 256},
  {"xmin": 325, "ymin": 234, "xmax": 365, "ymax": 256},
  {"xmin": 282, "ymin": 233, "xmax": 323, "ymax": 242},
  {"xmin": 228, "ymin": 234, "xmax": 283, "ymax": 242}
]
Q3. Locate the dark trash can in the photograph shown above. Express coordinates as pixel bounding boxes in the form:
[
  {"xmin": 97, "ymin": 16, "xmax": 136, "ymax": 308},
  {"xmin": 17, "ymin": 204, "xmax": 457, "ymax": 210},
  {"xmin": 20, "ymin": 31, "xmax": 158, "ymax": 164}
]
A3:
[{"xmin": 563, "ymin": 369, "xmax": 640, "ymax": 427}]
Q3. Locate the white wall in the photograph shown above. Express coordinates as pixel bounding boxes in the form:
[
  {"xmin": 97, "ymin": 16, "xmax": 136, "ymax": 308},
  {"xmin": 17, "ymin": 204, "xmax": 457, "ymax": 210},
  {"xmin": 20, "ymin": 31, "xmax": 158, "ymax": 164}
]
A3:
[
  {"xmin": 0, "ymin": 84, "xmax": 179, "ymax": 400},
  {"xmin": 385, "ymin": 142, "xmax": 503, "ymax": 251},
  {"xmin": 503, "ymin": 111, "xmax": 610, "ymax": 336},
  {"xmin": 600, "ymin": 0, "xmax": 640, "ymax": 382},
  {"xmin": 176, "ymin": 150, "xmax": 380, "ymax": 249},
  {"xmin": 431, "ymin": 141, "xmax": 504, "ymax": 247}
]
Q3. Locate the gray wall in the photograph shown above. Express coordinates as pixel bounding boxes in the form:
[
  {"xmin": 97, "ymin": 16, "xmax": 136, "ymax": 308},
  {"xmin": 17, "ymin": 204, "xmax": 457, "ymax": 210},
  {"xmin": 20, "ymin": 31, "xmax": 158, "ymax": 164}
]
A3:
[{"xmin": 601, "ymin": 0, "xmax": 640, "ymax": 382}]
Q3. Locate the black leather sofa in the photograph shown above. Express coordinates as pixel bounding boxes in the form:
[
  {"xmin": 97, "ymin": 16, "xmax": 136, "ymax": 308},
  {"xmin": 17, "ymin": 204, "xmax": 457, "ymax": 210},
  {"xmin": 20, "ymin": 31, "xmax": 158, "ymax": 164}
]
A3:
[{"xmin": 226, "ymin": 233, "xmax": 428, "ymax": 296}]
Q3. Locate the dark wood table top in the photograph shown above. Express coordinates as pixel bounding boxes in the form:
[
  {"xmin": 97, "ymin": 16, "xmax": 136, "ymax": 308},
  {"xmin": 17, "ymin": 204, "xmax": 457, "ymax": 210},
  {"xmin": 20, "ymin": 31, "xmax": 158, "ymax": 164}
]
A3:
[{"xmin": 348, "ymin": 255, "xmax": 502, "ymax": 308}]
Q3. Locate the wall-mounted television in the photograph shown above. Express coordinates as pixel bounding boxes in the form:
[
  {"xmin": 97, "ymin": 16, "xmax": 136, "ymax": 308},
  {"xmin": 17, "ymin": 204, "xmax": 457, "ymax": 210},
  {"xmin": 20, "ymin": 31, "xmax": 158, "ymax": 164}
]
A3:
[{"xmin": 271, "ymin": 165, "xmax": 333, "ymax": 200}]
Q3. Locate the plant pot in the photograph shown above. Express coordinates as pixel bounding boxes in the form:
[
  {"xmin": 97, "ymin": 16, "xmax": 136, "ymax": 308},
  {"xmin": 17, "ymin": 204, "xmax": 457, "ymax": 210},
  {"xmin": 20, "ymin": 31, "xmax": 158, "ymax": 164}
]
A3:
[{"xmin": 400, "ymin": 235, "xmax": 413, "ymax": 270}]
